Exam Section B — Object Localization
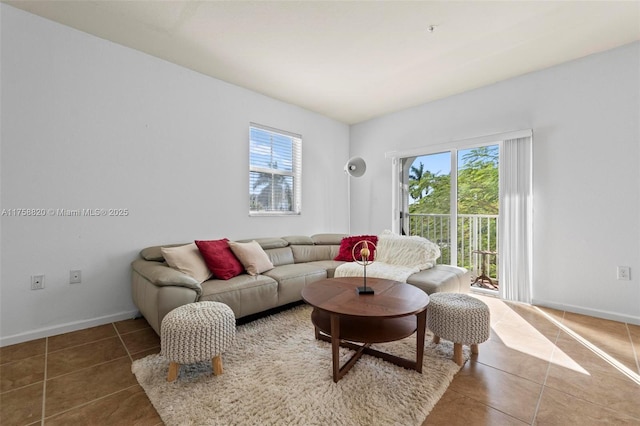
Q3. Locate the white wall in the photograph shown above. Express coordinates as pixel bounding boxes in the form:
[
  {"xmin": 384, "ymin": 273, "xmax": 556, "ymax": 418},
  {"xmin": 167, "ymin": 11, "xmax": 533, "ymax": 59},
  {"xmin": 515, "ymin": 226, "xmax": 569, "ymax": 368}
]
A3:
[
  {"xmin": 0, "ymin": 5, "xmax": 350, "ymax": 345},
  {"xmin": 350, "ymin": 42, "xmax": 640, "ymax": 324}
]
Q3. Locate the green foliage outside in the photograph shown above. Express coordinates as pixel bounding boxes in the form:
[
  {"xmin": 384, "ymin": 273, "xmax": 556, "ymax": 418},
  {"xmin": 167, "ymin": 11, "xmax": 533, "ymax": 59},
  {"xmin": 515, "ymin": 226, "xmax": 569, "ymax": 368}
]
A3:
[{"xmin": 408, "ymin": 146, "xmax": 499, "ymax": 277}]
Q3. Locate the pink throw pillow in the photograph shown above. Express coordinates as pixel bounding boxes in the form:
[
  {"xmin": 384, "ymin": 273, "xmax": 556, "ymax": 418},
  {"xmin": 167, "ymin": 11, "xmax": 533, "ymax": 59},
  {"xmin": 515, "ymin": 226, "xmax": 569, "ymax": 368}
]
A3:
[
  {"xmin": 195, "ymin": 239, "xmax": 244, "ymax": 280},
  {"xmin": 334, "ymin": 235, "xmax": 378, "ymax": 262}
]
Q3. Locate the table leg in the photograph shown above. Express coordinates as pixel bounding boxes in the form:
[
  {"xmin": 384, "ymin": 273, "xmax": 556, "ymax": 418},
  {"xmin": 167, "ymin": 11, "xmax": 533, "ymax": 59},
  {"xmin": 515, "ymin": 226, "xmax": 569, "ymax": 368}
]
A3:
[
  {"xmin": 416, "ymin": 310, "xmax": 426, "ymax": 373},
  {"xmin": 330, "ymin": 313, "xmax": 340, "ymax": 383}
]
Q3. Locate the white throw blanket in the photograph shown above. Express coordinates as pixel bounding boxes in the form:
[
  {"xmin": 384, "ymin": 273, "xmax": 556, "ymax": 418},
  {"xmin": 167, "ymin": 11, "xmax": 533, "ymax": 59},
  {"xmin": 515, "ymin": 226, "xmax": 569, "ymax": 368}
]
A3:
[
  {"xmin": 334, "ymin": 231, "xmax": 440, "ymax": 282},
  {"xmin": 334, "ymin": 262, "xmax": 419, "ymax": 282},
  {"xmin": 376, "ymin": 230, "xmax": 440, "ymax": 270}
]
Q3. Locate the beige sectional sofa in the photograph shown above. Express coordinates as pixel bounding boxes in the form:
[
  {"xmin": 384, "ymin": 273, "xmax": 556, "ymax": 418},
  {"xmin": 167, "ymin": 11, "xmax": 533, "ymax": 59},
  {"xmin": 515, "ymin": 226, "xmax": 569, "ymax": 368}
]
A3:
[{"xmin": 131, "ymin": 233, "xmax": 470, "ymax": 335}]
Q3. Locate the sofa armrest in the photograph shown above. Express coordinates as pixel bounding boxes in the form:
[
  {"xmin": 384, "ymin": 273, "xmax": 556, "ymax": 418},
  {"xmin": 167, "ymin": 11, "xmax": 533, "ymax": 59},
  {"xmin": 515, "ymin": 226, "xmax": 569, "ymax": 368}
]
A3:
[{"xmin": 131, "ymin": 258, "xmax": 202, "ymax": 295}]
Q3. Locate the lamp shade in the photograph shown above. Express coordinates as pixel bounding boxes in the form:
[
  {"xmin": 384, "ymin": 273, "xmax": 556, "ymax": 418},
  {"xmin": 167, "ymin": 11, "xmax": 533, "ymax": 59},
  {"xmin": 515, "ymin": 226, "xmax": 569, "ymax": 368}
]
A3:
[{"xmin": 344, "ymin": 157, "xmax": 366, "ymax": 178}]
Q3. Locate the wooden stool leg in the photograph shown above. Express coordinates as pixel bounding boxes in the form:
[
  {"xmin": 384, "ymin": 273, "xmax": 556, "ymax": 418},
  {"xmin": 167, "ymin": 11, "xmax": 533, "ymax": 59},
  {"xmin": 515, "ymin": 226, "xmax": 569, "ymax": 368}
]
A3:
[
  {"xmin": 433, "ymin": 335, "xmax": 440, "ymax": 344},
  {"xmin": 453, "ymin": 343, "xmax": 463, "ymax": 366},
  {"xmin": 212, "ymin": 355, "xmax": 223, "ymax": 376},
  {"xmin": 471, "ymin": 343, "xmax": 479, "ymax": 354},
  {"xmin": 167, "ymin": 362, "xmax": 180, "ymax": 382}
]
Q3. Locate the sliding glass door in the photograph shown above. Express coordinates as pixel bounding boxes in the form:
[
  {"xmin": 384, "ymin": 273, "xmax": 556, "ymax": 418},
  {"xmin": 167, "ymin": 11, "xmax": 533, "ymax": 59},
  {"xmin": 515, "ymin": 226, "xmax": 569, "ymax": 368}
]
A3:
[
  {"xmin": 389, "ymin": 129, "xmax": 532, "ymax": 301},
  {"xmin": 402, "ymin": 151, "xmax": 453, "ymax": 262},
  {"xmin": 399, "ymin": 144, "xmax": 500, "ymax": 292}
]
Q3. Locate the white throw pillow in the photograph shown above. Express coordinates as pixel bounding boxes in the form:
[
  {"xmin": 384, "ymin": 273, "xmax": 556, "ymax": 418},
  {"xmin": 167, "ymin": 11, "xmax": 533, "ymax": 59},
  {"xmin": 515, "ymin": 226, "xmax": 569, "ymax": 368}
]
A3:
[
  {"xmin": 228, "ymin": 240, "xmax": 274, "ymax": 276},
  {"xmin": 161, "ymin": 242, "xmax": 212, "ymax": 283}
]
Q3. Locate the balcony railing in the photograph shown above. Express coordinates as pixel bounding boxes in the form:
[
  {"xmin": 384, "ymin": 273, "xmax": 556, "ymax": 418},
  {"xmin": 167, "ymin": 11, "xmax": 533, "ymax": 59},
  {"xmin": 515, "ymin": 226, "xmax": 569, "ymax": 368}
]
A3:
[{"xmin": 406, "ymin": 213, "xmax": 499, "ymax": 289}]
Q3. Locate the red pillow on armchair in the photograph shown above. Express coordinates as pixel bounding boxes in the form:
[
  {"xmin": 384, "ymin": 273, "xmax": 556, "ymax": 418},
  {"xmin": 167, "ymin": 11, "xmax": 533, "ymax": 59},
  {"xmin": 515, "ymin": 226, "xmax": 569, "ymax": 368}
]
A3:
[
  {"xmin": 195, "ymin": 239, "xmax": 244, "ymax": 280},
  {"xmin": 334, "ymin": 235, "xmax": 378, "ymax": 262}
]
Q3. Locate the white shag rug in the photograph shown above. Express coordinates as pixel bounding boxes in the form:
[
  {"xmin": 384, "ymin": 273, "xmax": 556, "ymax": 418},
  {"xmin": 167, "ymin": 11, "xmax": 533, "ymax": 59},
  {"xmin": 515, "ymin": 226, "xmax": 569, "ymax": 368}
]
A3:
[{"xmin": 132, "ymin": 305, "xmax": 468, "ymax": 426}]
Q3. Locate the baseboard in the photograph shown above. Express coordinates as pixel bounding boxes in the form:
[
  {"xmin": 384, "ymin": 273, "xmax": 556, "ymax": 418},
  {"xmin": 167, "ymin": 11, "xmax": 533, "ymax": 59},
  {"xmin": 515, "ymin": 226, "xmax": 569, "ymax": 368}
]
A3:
[
  {"xmin": 0, "ymin": 310, "xmax": 140, "ymax": 347},
  {"xmin": 532, "ymin": 298, "xmax": 640, "ymax": 325}
]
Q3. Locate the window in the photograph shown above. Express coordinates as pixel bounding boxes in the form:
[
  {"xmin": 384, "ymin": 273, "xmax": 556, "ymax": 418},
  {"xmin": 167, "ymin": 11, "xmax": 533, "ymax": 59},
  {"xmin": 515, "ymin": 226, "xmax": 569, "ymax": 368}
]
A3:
[{"xmin": 249, "ymin": 123, "xmax": 302, "ymax": 215}]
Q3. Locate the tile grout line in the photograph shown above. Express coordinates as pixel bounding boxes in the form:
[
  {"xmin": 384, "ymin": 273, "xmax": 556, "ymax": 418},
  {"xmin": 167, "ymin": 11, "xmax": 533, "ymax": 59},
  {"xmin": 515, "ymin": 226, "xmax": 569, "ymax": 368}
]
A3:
[
  {"xmin": 39, "ymin": 341, "xmax": 138, "ymax": 420},
  {"xmin": 112, "ymin": 322, "xmax": 135, "ymax": 363},
  {"xmin": 625, "ymin": 323, "xmax": 640, "ymax": 374},
  {"xmin": 526, "ymin": 312, "xmax": 640, "ymax": 421},
  {"xmin": 443, "ymin": 388, "xmax": 526, "ymax": 424},
  {"xmin": 41, "ymin": 337, "xmax": 48, "ymax": 426},
  {"xmin": 44, "ymin": 321, "xmax": 148, "ymax": 382},
  {"xmin": 48, "ymin": 334, "xmax": 121, "ymax": 356},
  {"xmin": 45, "ymin": 354, "xmax": 132, "ymax": 382},
  {"xmin": 456, "ymin": 357, "xmax": 543, "ymax": 425},
  {"xmin": 1, "ymin": 321, "xmax": 155, "ymax": 425},
  {"xmin": 39, "ymin": 322, "xmax": 152, "ymax": 423},
  {"xmin": 530, "ymin": 309, "xmax": 564, "ymax": 424},
  {"xmin": 40, "ymin": 384, "xmax": 142, "ymax": 423}
]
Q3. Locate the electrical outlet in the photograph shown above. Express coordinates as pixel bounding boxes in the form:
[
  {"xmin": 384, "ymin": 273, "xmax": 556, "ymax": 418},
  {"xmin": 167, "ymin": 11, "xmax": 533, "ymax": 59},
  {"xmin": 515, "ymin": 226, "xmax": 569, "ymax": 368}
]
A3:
[
  {"xmin": 31, "ymin": 275, "xmax": 45, "ymax": 290},
  {"xmin": 617, "ymin": 266, "xmax": 630, "ymax": 281},
  {"xmin": 70, "ymin": 270, "xmax": 82, "ymax": 284}
]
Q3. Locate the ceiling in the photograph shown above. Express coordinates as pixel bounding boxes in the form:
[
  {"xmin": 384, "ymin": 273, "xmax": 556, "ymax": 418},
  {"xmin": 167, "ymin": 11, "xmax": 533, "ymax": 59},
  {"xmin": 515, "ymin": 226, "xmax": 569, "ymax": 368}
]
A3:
[{"xmin": 5, "ymin": 1, "xmax": 640, "ymax": 124}]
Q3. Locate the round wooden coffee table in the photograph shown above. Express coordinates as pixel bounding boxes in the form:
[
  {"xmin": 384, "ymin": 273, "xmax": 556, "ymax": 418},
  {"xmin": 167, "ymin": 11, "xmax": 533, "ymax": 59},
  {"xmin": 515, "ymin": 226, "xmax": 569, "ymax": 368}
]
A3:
[{"xmin": 301, "ymin": 277, "xmax": 429, "ymax": 382}]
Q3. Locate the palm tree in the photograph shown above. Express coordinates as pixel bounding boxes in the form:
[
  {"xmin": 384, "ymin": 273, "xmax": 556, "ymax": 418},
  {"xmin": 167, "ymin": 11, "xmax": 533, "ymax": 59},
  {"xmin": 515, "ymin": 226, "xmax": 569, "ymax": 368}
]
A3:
[
  {"xmin": 252, "ymin": 172, "xmax": 292, "ymax": 211},
  {"xmin": 409, "ymin": 162, "xmax": 426, "ymax": 200}
]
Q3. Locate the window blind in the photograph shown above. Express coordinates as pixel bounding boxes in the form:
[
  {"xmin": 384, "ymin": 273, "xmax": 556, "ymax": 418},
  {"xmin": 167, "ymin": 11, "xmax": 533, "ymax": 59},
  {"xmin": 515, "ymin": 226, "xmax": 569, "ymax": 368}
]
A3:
[{"xmin": 249, "ymin": 123, "xmax": 302, "ymax": 215}]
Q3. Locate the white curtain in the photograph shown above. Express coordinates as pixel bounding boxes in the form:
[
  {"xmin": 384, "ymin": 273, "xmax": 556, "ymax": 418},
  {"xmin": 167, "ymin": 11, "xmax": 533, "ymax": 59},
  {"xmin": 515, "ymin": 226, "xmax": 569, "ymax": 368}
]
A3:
[{"xmin": 499, "ymin": 136, "xmax": 533, "ymax": 303}]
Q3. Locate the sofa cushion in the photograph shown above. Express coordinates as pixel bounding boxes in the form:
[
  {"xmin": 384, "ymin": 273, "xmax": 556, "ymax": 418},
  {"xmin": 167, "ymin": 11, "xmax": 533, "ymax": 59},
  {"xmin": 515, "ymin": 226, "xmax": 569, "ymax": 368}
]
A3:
[
  {"xmin": 262, "ymin": 263, "xmax": 327, "ymax": 282},
  {"xmin": 311, "ymin": 233, "xmax": 348, "ymax": 245},
  {"xmin": 334, "ymin": 235, "xmax": 378, "ymax": 262},
  {"xmin": 306, "ymin": 260, "xmax": 345, "ymax": 278},
  {"xmin": 195, "ymin": 239, "xmax": 244, "ymax": 280},
  {"xmin": 291, "ymin": 245, "xmax": 336, "ymax": 263},
  {"xmin": 236, "ymin": 237, "xmax": 288, "ymax": 250},
  {"xmin": 131, "ymin": 259, "xmax": 201, "ymax": 291},
  {"xmin": 200, "ymin": 274, "xmax": 278, "ymax": 318},
  {"xmin": 265, "ymin": 247, "xmax": 295, "ymax": 267},
  {"xmin": 140, "ymin": 243, "xmax": 187, "ymax": 262},
  {"xmin": 160, "ymin": 243, "xmax": 212, "ymax": 283},
  {"xmin": 406, "ymin": 265, "xmax": 470, "ymax": 294},
  {"xmin": 282, "ymin": 235, "xmax": 314, "ymax": 245},
  {"xmin": 262, "ymin": 264, "xmax": 327, "ymax": 305},
  {"xmin": 228, "ymin": 240, "xmax": 274, "ymax": 276}
]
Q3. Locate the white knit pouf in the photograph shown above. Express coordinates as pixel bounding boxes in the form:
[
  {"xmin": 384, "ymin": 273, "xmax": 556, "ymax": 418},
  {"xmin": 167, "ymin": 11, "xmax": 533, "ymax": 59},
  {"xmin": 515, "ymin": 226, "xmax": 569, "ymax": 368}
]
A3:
[
  {"xmin": 161, "ymin": 301, "xmax": 236, "ymax": 382},
  {"xmin": 426, "ymin": 293, "xmax": 490, "ymax": 366}
]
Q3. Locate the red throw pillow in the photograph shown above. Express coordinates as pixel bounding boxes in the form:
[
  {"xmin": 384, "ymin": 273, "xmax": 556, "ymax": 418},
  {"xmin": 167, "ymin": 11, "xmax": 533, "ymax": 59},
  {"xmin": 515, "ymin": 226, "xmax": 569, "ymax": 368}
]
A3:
[
  {"xmin": 195, "ymin": 239, "xmax": 244, "ymax": 280},
  {"xmin": 334, "ymin": 235, "xmax": 378, "ymax": 262}
]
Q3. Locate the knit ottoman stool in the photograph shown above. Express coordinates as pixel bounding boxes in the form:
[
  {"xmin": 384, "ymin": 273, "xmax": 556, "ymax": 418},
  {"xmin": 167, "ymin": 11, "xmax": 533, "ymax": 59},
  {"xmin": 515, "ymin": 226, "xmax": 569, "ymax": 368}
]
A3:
[
  {"xmin": 427, "ymin": 293, "xmax": 490, "ymax": 366},
  {"xmin": 161, "ymin": 301, "xmax": 236, "ymax": 382}
]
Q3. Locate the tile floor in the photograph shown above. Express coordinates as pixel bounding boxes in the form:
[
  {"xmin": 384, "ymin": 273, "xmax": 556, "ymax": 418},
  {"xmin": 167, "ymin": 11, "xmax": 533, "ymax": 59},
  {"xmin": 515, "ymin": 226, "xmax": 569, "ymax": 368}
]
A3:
[{"xmin": 1, "ymin": 295, "xmax": 639, "ymax": 425}]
